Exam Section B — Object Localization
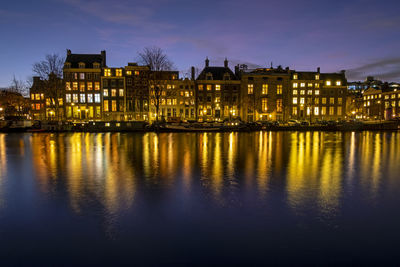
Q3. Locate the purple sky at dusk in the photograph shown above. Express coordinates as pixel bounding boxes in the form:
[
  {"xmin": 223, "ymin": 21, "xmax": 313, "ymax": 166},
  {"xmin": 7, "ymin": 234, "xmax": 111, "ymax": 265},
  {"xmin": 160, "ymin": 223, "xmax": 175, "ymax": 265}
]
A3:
[{"xmin": 1, "ymin": 0, "xmax": 400, "ymax": 87}]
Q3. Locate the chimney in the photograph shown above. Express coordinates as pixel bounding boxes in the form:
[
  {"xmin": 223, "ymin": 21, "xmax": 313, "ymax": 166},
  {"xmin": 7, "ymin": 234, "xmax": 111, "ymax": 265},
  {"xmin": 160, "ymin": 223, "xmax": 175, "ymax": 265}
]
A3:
[
  {"xmin": 67, "ymin": 49, "xmax": 71, "ymax": 56},
  {"xmin": 205, "ymin": 57, "xmax": 209, "ymax": 67},
  {"xmin": 191, "ymin": 66, "xmax": 195, "ymax": 80},
  {"xmin": 234, "ymin": 65, "xmax": 239, "ymax": 76},
  {"xmin": 101, "ymin": 50, "xmax": 106, "ymax": 67},
  {"xmin": 224, "ymin": 57, "xmax": 228, "ymax": 68},
  {"xmin": 317, "ymin": 67, "xmax": 320, "ymax": 73}
]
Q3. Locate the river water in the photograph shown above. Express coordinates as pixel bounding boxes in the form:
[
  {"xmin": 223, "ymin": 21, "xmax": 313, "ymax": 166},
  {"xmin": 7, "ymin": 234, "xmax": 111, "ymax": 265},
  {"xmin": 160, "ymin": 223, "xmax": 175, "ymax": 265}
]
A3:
[{"xmin": 0, "ymin": 132, "xmax": 399, "ymax": 265}]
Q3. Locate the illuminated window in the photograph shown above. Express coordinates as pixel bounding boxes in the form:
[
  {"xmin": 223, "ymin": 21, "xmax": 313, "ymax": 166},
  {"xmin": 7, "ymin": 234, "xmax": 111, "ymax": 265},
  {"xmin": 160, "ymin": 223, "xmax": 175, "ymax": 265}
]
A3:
[
  {"xmin": 35, "ymin": 94, "xmax": 40, "ymax": 100},
  {"xmin": 336, "ymin": 81, "xmax": 341, "ymax": 86},
  {"xmin": 277, "ymin": 99, "xmax": 283, "ymax": 112},
  {"xmin": 307, "ymin": 90, "xmax": 312, "ymax": 95},
  {"xmin": 198, "ymin": 85, "xmax": 203, "ymax": 91},
  {"xmin": 300, "ymin": 97, "xmax": 305, "ymax": 104},
  {"xmin": 80, "ymin": 94, "xmax": 85, "ymax": 103},
  {"xmin": 248, "ymin": 84, "xmax": 254, "ymax": 94},
  {"xmin": 119, "ymin": 89, "xmax": 124, "ymax": 96},
  {"xmin": 80, "ymin": 82, "xmax": 85, "ymax": 91},
  {"xmin": 87, "ymin": 82, "xmax": 92, "ymax": 90},
  {"xmin": 315, "ymin": 90, "xmax": 320, "ymax": 95},
  {"xmin": 134, "ymin": 71, "xmax": 139, "ymax": 76},
  {"xmin": 31, "ymin": 94, "xmax": 34, "ymax": 100},
  {"xmin": 104, "ymin": 69, "xmax": 111, "ymax": 77},
  {"xmin": 95, "ymin": 82, "xmax": 100, "ymax": 90},
  {"xmin": 330, "ymin": 97, "xmax": 335, "ymax": 104},
  {"xmin": 116, "ymin": 69, "xmax": 122, "ymax": 77},
  {"xmin": 207, "ymin": 84, "xmax": 212, "ymax": 91},
  {"xmin": 314, "ymin": 107, "xmax": 319, "ymax": 115},
  {"xmin": 293, "ymin": 97, "xmax": 298, "ymax": 104},
  {"xmin": 87, "ymin": 94, "xmax": 93, "ymax": 103},
  {"xmin": 322, "ymin": 98, "xmax": 326, "ymax": 104},
  {"xmin": 94, "ymin": 94, "xmax": 100, "ymax": 103},
  {"xmin": 338, "ymin": 98, "xmax": 342, "ymax": 105},
  {"xmin": 293, "ymin": 90, "xmax": 298, "ymax": 95},
  {"xmin": 185, "ymin": 91, "xmax": 189, "ymax": 97},
  {"xmin": 315, "ymin": 98, "xmax": 319, "ymax": 104},
  {"xmin": 41, "ymin": 94, "xmax": 44, "ymax": 100},
  {"xmin": 293, "ymin": 83, "xmax": 298, "ymax": 88},
  {"xmin": 337, "ymin": 107, "xmax": 342, "ymax": 115},
  {"xmin": 277, "ymin": 85, "xmax": 282, "ymax": 94},
  {"xmin": 329, "ymin": 106, "xmax": 334, "ymax": 115},
  {"xmin": 315, "ymin": 74, "xmax": 320, "ymax": 80},
  {"xmin": 111, "ymin": 89, "xmax": 117, "ymax": 97},
  {"xmin": 308, "ymin": 83, "xmax": 313, "ymax": 87},
  {"xmin": 300, "ymin": 90, "xmax": 305, "ymax": 95},
  {"xmin": 315, "ymin": 83, "xmax": 320, "ymax": 88},
  {"xmin": 66, "ymin": 82, "xmax": 71, "ymax": 90},
  {"xmin": 321, "ymin": 107, "xmax": 326, "ymax": 115},
  {"xmin": 104, "ymin": 100, "xmax": 109, "ymax": 111},
  {"xmin": 73, "ymin": 82, "xmax": 78, "ymax": 90},
  {"xmin": 167, "ymin": 99, "xmax": 172, "ymax": 105},
  {"xmin": 300, "ymin": 83, "xmax": 305, "ymax": 87},
  {"xmin": 58, "ymin": 98, "xmax": 63, "ymax": 106},
  {"xmin": 167, "ymin": 84, "xmax": 172, "ymax": 90},
  {"xmin": 262, "ymin": 84, "xmax": 268, "ymax": 94},
  {"xmin": 293, "ymin": 74, "xmax": 298, "ymax": 79},
  {"xmin": 79, "ymin": 73, "xmax": 85, "ymax": 79},
  {"xmin": 326, "ymin": 81, "xmax": 331, "ymax": 86},
  {"xmin": 292, "ymin": 107, "xmax": 297, "ymax": 115},
  {"xmin": 73, "ymin": 94, "xmax": 78, "ymax": 103},
  {"xmin": 216, "ymin": 84, "xmax": 220, "ymax": 91},
  {"xmin": 36, "ymin": 104, "xmax": 41, "ymax": 110},
  {"xmin": 112, "ymin": 100, "xmax": 117, "ymax": 111},
  {"xmin": 104, "ymin": 89, "xmax": 109, "ymax": 97},
  {"xmin": 66, "ymin": 94, "xmax": 71, "ymax": 103},
  {"xmin": 46, "ymin": 98, "xmax": 51, "ymax": 106},
  {"xmin": 126, "ymin": 71, "xmax": 132, "ymax": 75},
  {"xmin": 262, "ymin": 98, "xmax": 268, "ymax": 112}
]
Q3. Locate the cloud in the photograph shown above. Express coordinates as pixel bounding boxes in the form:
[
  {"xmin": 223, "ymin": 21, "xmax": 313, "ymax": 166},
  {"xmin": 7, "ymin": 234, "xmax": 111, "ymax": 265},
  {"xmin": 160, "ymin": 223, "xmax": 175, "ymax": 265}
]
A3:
[{"xmin": 347, "ymin": 58, "xmax": 400, "ymax": 82}]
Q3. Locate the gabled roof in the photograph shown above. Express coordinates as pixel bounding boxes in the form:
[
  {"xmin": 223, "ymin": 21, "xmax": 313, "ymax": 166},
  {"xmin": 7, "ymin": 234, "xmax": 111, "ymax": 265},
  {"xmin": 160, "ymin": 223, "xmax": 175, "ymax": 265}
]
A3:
[
  {"xmin": 363, "ymin": 87, "xmax": 382, "ymax": 95},
  {"xmin": 65, "ymin": 50, "xmax": 106, "ymax": 68},
  {"xmin": 197, "ymin": 66, "xmax": 238, "ymax": 80}
]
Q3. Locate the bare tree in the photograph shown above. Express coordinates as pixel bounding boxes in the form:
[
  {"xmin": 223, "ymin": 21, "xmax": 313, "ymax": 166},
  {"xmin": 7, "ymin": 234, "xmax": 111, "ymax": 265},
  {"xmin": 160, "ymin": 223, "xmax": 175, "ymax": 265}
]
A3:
[
  {"xmin": 33, "ymin": 54, "xmax": 64, "ymax": 79},
  {"xmin": 1, "ymin": 76, "xmax": 29, "ymax": 117},
  {"xmin": 138, "ymin": 47, "xmax": 175, "ymax": 122}
]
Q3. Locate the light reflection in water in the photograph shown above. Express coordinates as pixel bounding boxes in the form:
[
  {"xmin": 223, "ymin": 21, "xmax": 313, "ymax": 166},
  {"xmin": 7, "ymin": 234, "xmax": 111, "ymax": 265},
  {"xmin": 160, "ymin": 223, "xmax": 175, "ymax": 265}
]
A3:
[{"xmin": 1, "ymin": 131, "xmax": 400, "ymax": 223}]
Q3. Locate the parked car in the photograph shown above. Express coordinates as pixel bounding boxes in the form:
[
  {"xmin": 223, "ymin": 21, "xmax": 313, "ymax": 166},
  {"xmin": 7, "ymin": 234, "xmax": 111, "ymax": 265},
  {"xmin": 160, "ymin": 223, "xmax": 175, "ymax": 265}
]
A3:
[{"xmin": 287, "ymin": 119, "xmax": 301, "ymax": 126}]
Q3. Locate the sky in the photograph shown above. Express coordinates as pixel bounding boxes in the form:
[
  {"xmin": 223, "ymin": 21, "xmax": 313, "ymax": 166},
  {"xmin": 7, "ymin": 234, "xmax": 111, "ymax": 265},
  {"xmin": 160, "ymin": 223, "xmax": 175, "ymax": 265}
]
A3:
[{"xmin": 1, "ymin": 0, "xmax": 400, "ymax": 87}]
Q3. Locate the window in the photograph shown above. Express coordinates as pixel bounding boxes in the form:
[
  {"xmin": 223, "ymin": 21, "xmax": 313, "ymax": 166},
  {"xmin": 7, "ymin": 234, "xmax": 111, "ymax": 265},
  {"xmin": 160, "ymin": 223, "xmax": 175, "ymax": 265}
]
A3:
[
  {"xmin": 36, "ymin": 104, "xmax": 41, "ymax": 110},
  {"xmin": 321, "ymin": 107, "xmax": 326, "ymax": 115},
  {"xmin": 314, "ymin": 107, "xmax": 319, "ymax": 115},
  {"xmin": 87, "ymin": 82, "xmax": 92, "ymax": 90},
  {"xmin": 87, "ymin": 73, "xmax": 92, "ymax": 80},
  {"xmin": 134, "ymin": 71, "xmax": 139, "ymax": 76},
  {"xmin": 66, "ymin": 82, "xmax": 71, "ymax": 90},
  {"xmin": 30, "ymin": 94, "xmax": 34, "ymax": 100},
  {"xmin": 127, "ymin": 78, "xmax": 132, "ymax": 86},
  {"xmin": 79, "ymin": 63, "xmax": 85, "ymax": 69},
  {"xmin": 80, "ymin": 82, "xmax": 85, "ymax": 91},
  {"xmin": 330, "ymin": 97, "xmax": 335, "ymax": 104},
  {"xmin": 277, "ymin": 85, "xmax": 282, "ymax": 95},
  {"xmin": 293, "ymin": 74, "xmax": 298, "ymax": 79},
  {"xmin": 111, "ymin": 89, "xmax": 117, "ymax": 97},
  {"xmin": 216, "ymin": 84, "xmax": 220, "ymax": 91},
  {"xmin": 74, "ymin": 73, "xmax": 78, "ymax": 80},
  {"xmin": 248, "ymin": 84, "xmax": 253, "ymax": 94},
  {"xmin": 315, "ymin": 74, "xmax": 320, "ymax": 80},
  {"xmin": 112, "ymin": 100, "xmax": 117, "ymax": 111},
  {"xmin": 308, "ymin": 90, "xmax": 313, "ymax": 95},
  {"xmin": 329, "ymin": 106, "xmax": 334, "ymax": 115},
  {"xmin": 262, "ymin": 84, "xmax": 268, "ymax": 94},
  {"xmin": 104, "ymin": 89, "xmax": 109, "ymax": 97},
  {"xmin": 337, "ymin": 107, "xmax": 342, "ymax": 115},
  {"xmin": 80, "ymin": 94, "xmax": 85, "ymax": 103},
  {"xmin": 73, "ymin": 94, "xmax": 78, "ymax": 103},
  {"xmin": 336, "ymin": 81, "xmax": 341, "ymax": 86},
  {"xmin": 308, "ymin": 83, "xmax": 313, "ymax": 87},
  {"xmin": 105, "ymin": 69, "xmax": 112, "ymax": 77},
  {"xmin": 198, "ymin": 85, "xmax": 203, "ymax": 91},
  {"xmin": 95, "ymin": 82, "xmax": 100, "ymax": 90},
  {"xmin": 322, "ymin": 98, "xmax": 326, "ymax": 104},
  {"xmin": 119, "ymin": 89, "xmax": 124, "ymax": 96},
  {"xmin": 293, "ymin": 83, "xmax": 298, "ymax": 88},
  {"xmin": 207, "ymin": 84, "xmax": 212, "ymax": 91},
  {"xmin": 338, "ymin": 98, "xmax": 342, "ymax": 105},
  {"xmin": 277, "ymin": 99, "xmax": 283, "ymax": 112},
  {"xmin": 167, "ymin": 99, "xmax": 172, "ymax": 105},
  {"xmin": 116, "ymin": 69, "xmax": 122, "ymax": 76},
  {"xmin": 87, "ymin": 94, "xmax": 93, "ymax": 103},
  {"xmin": 73, "ymin": 82, "xmax": 78, "ymax": 90},
  {"xmin": 300, "ymin": 98, "xmax": 305, "ymax": 104},
  {"xmin": 300, "ymin": 90, "xmax": 305, "ymax": 95},
  {"xmin": 185, "ymin": 91, "xmax": 189, "ymax": 97},
  {"xmin": 293, "ymin": 90, "xmax": 298, "ymax": 95},
  {"xmin": 292, "ymin": 107, "xmax": 297, "ymax": 115},
  {"xmin": 215, "ymin": 96, "xmax": 220, "ymax": 103},
  {"xmin": 126, "ymin": 71, "xmax": 132, "ymax": 75},
  {"xmin": 104, "ymin": 100, "xmax": 109, "ymax": 111},
  {"xmin": 315, "ymin": 90, "xmax": 320, "ymax": 95},
  {"xmin": 301, "ymin": 83, "xmax": 305, "ymax": 87},
  {"xmin": 315, "ymin": 98, "xmax": 319, "ymax": 104},
  {"xmin": 95, "ymin": 94, "xmax": 100, "ymax": 103},
  {"xmin": 315, "ymin": 83, "xmax": 320, "ymax": 88},
  {"xmin": 293, "ymin": 98, "xmax": 298, "ymax": 104},
  {"xmin": 79, "ymin": 73, "xmax": 85, "ymax": 80},
  {"xmin": 262, "ymin": 98, "xmax": 268, "ymax": 112},
  {"xmin": 66, "ymin": 94, "xmax": 71, "ymax": 103},
  {"xmin": 326, "ymin": 81, "xmax": 331, "ymax": 86}
]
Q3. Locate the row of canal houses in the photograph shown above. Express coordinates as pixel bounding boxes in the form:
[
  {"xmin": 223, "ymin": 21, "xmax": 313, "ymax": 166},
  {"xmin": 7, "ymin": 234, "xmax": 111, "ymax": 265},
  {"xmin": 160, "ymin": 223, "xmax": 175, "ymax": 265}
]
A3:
[{"xmin": 30, "ymin": 50, "xmax": 348, "ymax": 123}]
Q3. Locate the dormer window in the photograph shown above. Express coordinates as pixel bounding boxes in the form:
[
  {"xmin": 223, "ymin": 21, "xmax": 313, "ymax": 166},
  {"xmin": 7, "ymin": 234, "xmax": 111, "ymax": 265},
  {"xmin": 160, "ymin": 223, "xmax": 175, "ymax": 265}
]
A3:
[
  {"xmin": 293, "ymin": 74, "xmax": 298, "ymax": 79},
  {"xmin": 223, "ymin": 73, "xmax": 230, "ymax": 80},
  {"xmin": 79, "ymin": 62, "xmax": 85, "ymax": 69},
  {"xmin": 315, "ymin": 74, "xmax": 320, "ymax": 80},
  {"xmin": 64, "ymin": 62, "xmax": 71, "ymax": 69},
  {"xmin": 93, "ymin": 62, "xmax": 100, "ymax": 68},
  {"xmin": 206, "ymin": 73, "xmax": 213, "ymax": 80}
]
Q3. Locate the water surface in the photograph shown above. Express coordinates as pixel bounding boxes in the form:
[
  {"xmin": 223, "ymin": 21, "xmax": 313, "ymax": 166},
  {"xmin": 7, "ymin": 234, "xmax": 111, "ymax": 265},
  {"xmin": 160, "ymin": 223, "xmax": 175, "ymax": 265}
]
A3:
[{"xmin": 0, "ymin": 132, "xmax": 399, "ymax": 265}]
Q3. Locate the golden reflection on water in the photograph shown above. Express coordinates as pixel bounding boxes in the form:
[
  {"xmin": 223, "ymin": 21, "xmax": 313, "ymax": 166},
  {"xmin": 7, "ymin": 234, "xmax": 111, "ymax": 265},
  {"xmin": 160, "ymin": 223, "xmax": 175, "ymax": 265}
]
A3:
[{"xmin": 2, "ymin": 131, "xmax": 399, "ymax": 217}]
